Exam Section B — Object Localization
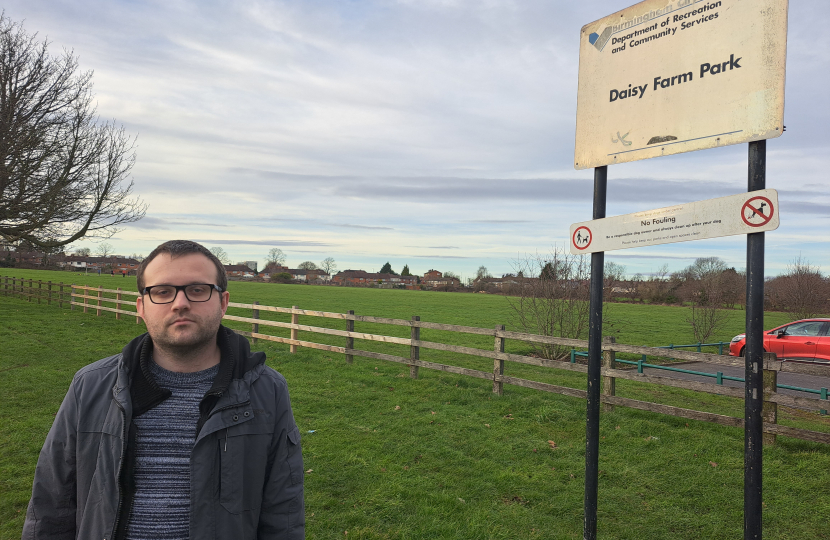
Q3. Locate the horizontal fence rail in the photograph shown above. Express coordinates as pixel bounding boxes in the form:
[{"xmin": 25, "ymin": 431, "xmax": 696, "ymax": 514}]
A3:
[{"xmin": 4, "ymin": 275, "xmax": 828, "ymax": 445}]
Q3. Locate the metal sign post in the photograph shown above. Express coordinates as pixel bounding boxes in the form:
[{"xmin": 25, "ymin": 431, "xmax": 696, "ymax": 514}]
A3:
[
  {"xmin": 744, "ymin": 139, "xmax": 765, "ymax": 539},
  {"xmin": 584, "ymin": 166, "xmax": 607, "ymax": 540}
]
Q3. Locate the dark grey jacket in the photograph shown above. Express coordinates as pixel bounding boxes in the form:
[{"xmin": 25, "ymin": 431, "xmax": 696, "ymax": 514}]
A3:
[{"xmin": 22, "ymin": 326, "xmax": 304, "ymax": 540}]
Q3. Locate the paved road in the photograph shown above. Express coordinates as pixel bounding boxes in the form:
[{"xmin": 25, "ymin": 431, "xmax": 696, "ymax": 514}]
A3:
[{"xmin": 642, "ymin": 361, "xmax": 830, "ymax": 400}]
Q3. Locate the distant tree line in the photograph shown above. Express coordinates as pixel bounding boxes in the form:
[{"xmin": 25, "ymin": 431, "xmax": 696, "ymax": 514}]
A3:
[{"xmin": 502, "ymin": 248, "xmax": 830, "ymax": 359}]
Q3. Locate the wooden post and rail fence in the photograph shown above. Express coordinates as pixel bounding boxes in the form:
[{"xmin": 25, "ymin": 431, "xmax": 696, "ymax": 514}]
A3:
[{"xmin": 3, "ymin": 276, "xmax": 829, "ymax": 445}]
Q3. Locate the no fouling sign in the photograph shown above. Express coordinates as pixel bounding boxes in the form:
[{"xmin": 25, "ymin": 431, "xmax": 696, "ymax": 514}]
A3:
[{"xmin": 568, "ymin": 189, "xmax": 780, "ymax": 254}]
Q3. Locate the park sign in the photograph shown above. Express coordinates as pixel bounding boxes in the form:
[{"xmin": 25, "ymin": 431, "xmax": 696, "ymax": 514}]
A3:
[
  {"xmin": 574, "ymin": 0, "xmax": 788, "ymax": 170},
  {"xmin": 568, "ymin": 189, "xmax": 779, "ymax": 254}
]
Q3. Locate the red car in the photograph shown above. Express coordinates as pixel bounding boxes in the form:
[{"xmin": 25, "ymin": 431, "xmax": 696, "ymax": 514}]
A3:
[{"xmin": 729, "ymin": 318, "xmax": 830, "ymax": 363}]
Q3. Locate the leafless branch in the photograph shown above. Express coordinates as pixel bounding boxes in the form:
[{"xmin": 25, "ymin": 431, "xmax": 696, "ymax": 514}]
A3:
[{"xmin": 0, "ymin": 14, "xmax": 145, "ymax": 248}]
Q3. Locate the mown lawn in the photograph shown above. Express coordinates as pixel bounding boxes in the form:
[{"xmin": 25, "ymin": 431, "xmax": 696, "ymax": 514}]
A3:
[{"xmin": 1, "ymin": 271, "xmax": 829, "ymax": 539}]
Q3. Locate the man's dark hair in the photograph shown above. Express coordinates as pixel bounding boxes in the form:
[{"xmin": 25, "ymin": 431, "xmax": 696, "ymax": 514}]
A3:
[{"xmin": 136, "ymin": 240, "xmax": 228, "ymax": 293}]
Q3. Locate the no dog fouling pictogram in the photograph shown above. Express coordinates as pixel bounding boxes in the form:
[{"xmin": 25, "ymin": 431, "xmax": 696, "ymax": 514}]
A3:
[
  {"xmin": 741, "ymin": 196, "xmax": 774, "ymax": 227},
  {"xmin": 573, "ymin": 226, "xmax": 592, "ymax": 250}
]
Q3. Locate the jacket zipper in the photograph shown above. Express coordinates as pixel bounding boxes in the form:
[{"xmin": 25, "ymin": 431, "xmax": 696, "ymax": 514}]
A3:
[
  {"xmin": 110, "ymin": 398, "xmax": 128, "ymax": 540},
  {"xmin": 209, "ymin": 401, "xmax": 250, "ymax": 452},
  {"xmin": 195, "ymin": 398, "xmax": 250, "ymax": 449}
]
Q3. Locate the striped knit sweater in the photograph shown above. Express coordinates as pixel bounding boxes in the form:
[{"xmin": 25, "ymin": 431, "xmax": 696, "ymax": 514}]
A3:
[{"xmin": 124, "ymin": 361, "xmax": 219, "ymax": 540}]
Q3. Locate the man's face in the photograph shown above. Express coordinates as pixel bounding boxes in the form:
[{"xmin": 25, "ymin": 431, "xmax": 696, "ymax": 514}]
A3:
[{"xmin": 136, "ymin": 253, "xmax": 229, "ymax": 353}]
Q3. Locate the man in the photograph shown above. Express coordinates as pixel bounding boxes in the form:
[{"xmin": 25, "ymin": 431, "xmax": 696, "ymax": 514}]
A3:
[{"xmin": 23, "ymin": 240, "xmax": 304, "ymax": 539}]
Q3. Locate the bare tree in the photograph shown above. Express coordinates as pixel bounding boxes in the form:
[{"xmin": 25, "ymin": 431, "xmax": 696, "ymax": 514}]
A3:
[
  {"xmin": 266, "ymin": 248, "xmax": 286, "ymax": 267},
  {"xmin": 298, "ymin": 261, "xmax": 317, "ymax": 270},
  {"xmin": 683, "ymin": 257, "xmax": 731, "ymax": 343},
  {"xmin": 74, "ymin": 247, "xmax": 91, "ymax": 257},
  {"xmin": 209, "ymin": 246, "xmax": 231, "ymax": 265},
  {"xmin": 639, "ymin": 264, "xmax": 681, "ymax": 304},
  {"xmin": 719, "ymin": 268, "xmax": 745, "ymax": 309},
  {"xmin": 604, "ymin": 261, "xmax": 626, "ymax": 298},
  {"xmin": 0, "ymin": 15, "xmax": 146, "ymax": 249},
  {"xmin": 476, "ymin": 265, "xmax": 491, "ymax": 280},
  {"xmin": 768, "ymin": 256, "xmax": 829, "ymax": 319},
  {"xmin": 320, "ymin": 257, "xmax": 336, "ymax": 275},
  {"xmin": 508, "ymin": 248, "xmax": 591, "ymax": 360},
  {"xmin": 95, "ymin": 242, "xmax": 114, "ymax": 257}
]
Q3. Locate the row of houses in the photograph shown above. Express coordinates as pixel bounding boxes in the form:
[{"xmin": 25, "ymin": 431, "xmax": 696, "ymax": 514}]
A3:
[
  {"xmin": 330, "ymin": 269, "xmax": 462, "ymax": 289},
  {"xmin": 1, "ymin": 251, "xmax": 142, "ymax": 273},
  {"xmin": 253, "ymin": 264, "xmax": 331, "ymax": 282},
  {"xmin": 2, "ymin": 250, "xmax": 464, "ymax": 290},
  {"xmin": 331, "ymin": 270, "xmax": 418, "ymax": 287}
]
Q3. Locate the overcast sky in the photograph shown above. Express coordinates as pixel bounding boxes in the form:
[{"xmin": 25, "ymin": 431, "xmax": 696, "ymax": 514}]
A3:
[{"xmin": 7, "ymin": 0, "xmax": 829, "ymax": 279}]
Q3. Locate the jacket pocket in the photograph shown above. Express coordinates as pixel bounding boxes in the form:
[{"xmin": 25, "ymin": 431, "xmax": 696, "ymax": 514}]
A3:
[
  {"xmin": 218, "ymin": 421, "xmax": 274, "ymax": 514},
  {"xmin": 286, "ymin": 426, "xmax": 303, "ymax": 485}
]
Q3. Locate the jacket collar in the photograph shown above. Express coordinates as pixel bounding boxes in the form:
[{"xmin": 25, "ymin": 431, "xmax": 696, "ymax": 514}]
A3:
[{"xmin": 122, "ymin": 325, "xmax": 255, "ymax": 417}]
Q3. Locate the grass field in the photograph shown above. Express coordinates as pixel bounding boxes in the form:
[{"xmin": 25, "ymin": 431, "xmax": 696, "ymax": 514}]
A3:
[{"xmin": 2, "ymin": 270, "xmax": 829, "ymax": 539}]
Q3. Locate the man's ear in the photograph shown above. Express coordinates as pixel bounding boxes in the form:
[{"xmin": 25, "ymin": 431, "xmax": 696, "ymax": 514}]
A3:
[
  {"xmin": 136, "ymin": 295, "xmax": 145, "ymax": 321},
  {"xmin": 220, "ymin": 290, "xmax": 230, "ymax": 315}
]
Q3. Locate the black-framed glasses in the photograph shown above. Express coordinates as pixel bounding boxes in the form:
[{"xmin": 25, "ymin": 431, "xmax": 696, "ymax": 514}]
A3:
[{"xmin": 142, "ymin": 284, "xmax": 223, "ymax": 304}]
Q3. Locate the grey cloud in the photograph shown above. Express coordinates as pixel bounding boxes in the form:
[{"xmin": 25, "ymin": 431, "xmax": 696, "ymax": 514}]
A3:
[
  {"xmin": 129, "ymin": 216, "xmax": 230, "ymax": 229},
  {"xmin": 459, "ymin": 219, "xmax": 533, "ymax": 224},
  {"xmin": 231, "ymin": 169, "xmax": 741, "ymax": 204},
  {"xmin": 193, "ymin": 238, "xmax": 335, "ymax": 247},
  {"xmin": 129, "ymin": 217, "xmax": 170, "ymax": 230},
  {"xmin": 335, "ymin": 224, "xmax": 395, "ymax": 230},
  {"xmin": 408, "ymin": 254, "xmax": 473, "ymax": 259},
  {"xmin": 778, "ymin": 201, "xmax": 830, "ymax": 215}
]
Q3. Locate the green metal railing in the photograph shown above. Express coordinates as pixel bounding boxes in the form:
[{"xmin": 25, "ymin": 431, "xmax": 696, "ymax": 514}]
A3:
[
  {"xmin": 657, "ymin": 341, "xmax": 731, "ymax": 354},
  {"xmin": 569, "ymin": 349, "xmax": 829, "ymax": 415}
]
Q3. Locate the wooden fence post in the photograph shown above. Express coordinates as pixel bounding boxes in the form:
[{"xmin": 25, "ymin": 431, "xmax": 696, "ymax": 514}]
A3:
[
  {"xmin": 70, "ymin": 285, "xmax": 75, "ymax": 310},
  {"xmin": 602, "ymin": 336, "xmax": 616, "ymax": 412},
  {"xmin": 59, "ymin": 282, "xmax": 64, "ymax": 308},
  {"xmin": 346, "ymin": 310, "xmax": 354, "ymax": 364},
  {"xmin": 493, "ymin": 324, "xmax": 505, "ymax": 396},
  {"xmin": 410, "ymin": 316, "xmax": 420, "ymax": 379},
  {"xmin": 290, "ymin": 305, "xmax": 299, "ymax": 353},
  {"xmin": 252, "ymin": 301, "xmax": 260, "ymax": 343},
  {"xmin": 762, "ymin": 352, "xmax": 778, "ymax": 445},
  {"xmin": 83, "ymin": 286, "xmax": 88, "ymax": 313},
  {"xmin": 37, "ymin": 280, "xmax": 42, "ymax": 304},
  {"xmin": 116, "ymin": 288, "xmax": 122, "ymax": 320},
  {"xmin": 96, "ymin": 287, "xmax": 102, "ymax": 316},
  {"xmin": 47, "ymin": 281, "xmax": 52, "ymax": 305},
  {"xmin": 28, "ymin": 279, "xmax": 32, "ymax": 301}
]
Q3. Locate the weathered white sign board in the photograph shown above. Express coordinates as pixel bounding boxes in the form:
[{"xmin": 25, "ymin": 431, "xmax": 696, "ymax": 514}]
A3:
[
  {"xmin": 574, "ymin": 0, "xmax": 788, "ymax": 170},
  {"xmin": 569, "ymin": 189, "xmax": 779, "ymax": 254}
]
